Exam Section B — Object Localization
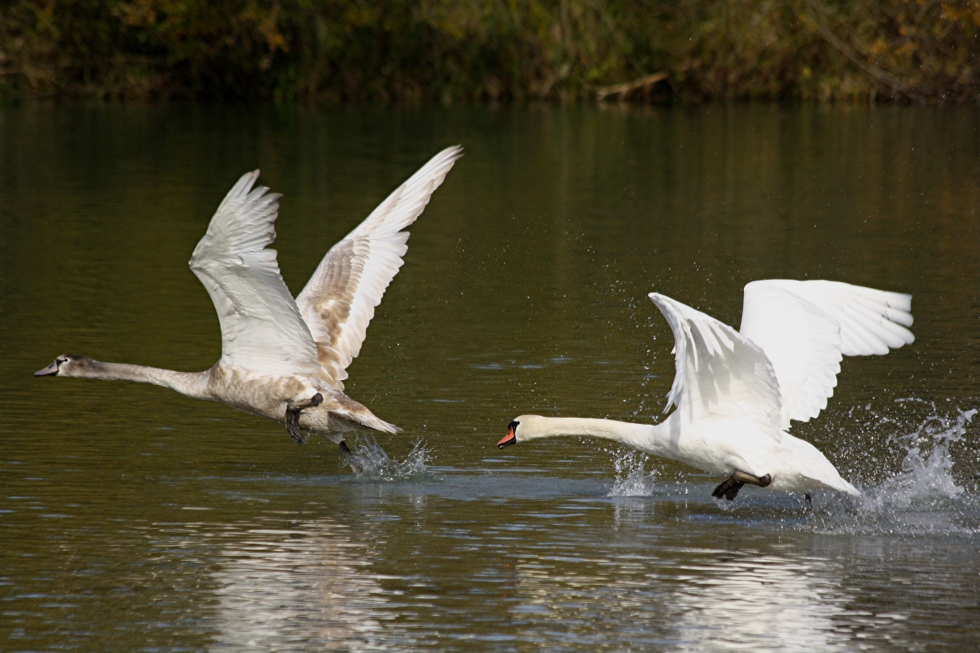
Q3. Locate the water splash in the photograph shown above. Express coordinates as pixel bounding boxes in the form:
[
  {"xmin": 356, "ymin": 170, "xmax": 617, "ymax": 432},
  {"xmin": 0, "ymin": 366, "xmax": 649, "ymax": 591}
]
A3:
[
  {"xmin": 810, "ymin": 407, "xmax": 979, "ymax": 535},
  {"xmin": 867, "ymin": 406, "xmax": 976, "ymax": 507},
  {"xmin": 607, "ymin": 450, "xmax": 658, "ymax": 497},
  {"xmin": 349, "ymin": 438, "xmax": 431, "ymax": 481}
]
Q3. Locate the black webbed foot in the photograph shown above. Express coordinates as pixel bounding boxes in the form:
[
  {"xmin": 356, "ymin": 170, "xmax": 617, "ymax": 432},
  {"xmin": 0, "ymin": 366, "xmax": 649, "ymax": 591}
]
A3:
[
  {"xmin": 286, "ymin": 415, "xmax": 305, "ymax": 444},
  {"xmin": 712, "ymin": 471, "xmax": 773, "ymax": 501},
  {"xmin": 712, "ymin": 476, "xmax": 744, "ymax": 501},
  {"xmin": 284, "ymin": 393, "xmax": 323, "ymax": 445}
]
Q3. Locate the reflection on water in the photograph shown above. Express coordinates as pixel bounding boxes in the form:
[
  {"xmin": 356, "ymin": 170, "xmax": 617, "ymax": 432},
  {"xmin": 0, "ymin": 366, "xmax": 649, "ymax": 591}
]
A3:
[
  {"xmin": 1, "ymin": 103, "xmax": 979, "ymax": 651},
  {"xmin": 211, "ymin": 520, "xmax": 401, "ymax": 651},
  {"xmin": 669, "ymin": 553, "xmax": 851, "ymax": 653},
  {"xmin": 507, "ymin": 512, "xmax": 856, "ymax": 651}
]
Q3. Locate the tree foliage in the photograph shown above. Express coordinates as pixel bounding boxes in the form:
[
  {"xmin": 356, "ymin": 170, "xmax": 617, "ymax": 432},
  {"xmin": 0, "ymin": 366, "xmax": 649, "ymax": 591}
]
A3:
[{"xmin": 1, "ymin": 0, "xmax": 978, "ymax": 103}]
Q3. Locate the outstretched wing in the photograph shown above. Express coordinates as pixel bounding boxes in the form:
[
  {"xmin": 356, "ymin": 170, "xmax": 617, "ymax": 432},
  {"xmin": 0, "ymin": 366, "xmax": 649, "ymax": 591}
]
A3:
[
  {"xmin": 739, "ymin": 279, "xmax": 914, "ymax": 429},
  {"xmin": 190, "ymin": 171, "xmax": 320, "ymax": 376},
  {"xmin": 295, "ymin": 146, "xmax": 463, "ymax": 389},
  {"xmin": 648, "ymin": 293, "xmax": 783, "ymax": 441}
]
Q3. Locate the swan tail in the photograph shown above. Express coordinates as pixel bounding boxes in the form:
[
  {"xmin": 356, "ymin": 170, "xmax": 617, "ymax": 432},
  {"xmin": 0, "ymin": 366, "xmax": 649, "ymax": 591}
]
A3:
[
  {"xmin": 835, "ymin": 478, "xmax": 862, "ymax": 497},
  {"xmin": 331, "ymin": 405, "xmax": 401, "ymax": 434},
  {"xmin": 786, "ymin": 437, "xmax": 862, "ymax": 496},
  {"xmin": 801, "ymin": 472, "xmax": 861, "ymax": 496},
  {"xmin": 368, "ymin": 418, "xmax": 402, "ymax": 435}
]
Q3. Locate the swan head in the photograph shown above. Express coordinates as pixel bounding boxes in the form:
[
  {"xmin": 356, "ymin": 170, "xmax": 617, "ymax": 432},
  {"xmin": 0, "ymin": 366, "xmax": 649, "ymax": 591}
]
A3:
[
  {"xmin": 497, "ymin": 415, "xmax": 544, "ymax": 448},
  {"xmin": 34, "ymin": 355, "xmax": 93, "ymax": 378}
]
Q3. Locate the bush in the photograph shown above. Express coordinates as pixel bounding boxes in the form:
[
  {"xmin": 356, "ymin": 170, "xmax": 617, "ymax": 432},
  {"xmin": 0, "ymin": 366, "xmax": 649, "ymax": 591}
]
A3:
[{"xmin": 1, "ymin": 0, "xmax": 977, "ymax": 103}]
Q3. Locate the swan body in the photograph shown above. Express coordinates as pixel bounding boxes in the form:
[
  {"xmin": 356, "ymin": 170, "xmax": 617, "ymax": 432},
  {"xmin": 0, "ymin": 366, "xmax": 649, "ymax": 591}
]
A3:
[
  {"xmin": 500, "ymin": 280, "xmax": 915, "ymax": 499},
  {"xmin": 36, "ymin": 146, "xmax": 463, "ymax": 463}
]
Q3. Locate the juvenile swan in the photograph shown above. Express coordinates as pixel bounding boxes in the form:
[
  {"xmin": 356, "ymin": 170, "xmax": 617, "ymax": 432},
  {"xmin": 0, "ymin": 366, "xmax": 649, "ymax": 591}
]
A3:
[
  {"xmin": 499, "ymin": 280, "xmax": 915, "ymax": 500},
  {"xmin": 36, "ymin": 146, "xmax": 463, "ymax": 468}
]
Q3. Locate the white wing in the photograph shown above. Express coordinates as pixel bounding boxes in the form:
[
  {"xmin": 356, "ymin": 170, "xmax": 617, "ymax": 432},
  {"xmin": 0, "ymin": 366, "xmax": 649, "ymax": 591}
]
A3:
[
  {"xmin": 190, "ymin": 171, "xmax": 320, "ymax": 376},
  {"xmin": 296, "ymin": 146, "xmax": 463, "ymax": 389},
  {"xmin": 740, "ymin": 279, "xmax": 914, "ymax": 428},
  {"xmin": 649, "ymin": 293, "xmax": 783, "ymax": 441}
]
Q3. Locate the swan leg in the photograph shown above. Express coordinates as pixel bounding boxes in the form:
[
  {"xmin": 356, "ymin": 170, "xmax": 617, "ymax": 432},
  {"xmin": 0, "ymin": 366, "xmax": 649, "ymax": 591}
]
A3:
[
  {"xmin": 284, "ymin": 393, "xmax": 324, "ymax": 445},
  {"xmin": 338, "ymin": 440, "xmax": 362, "ymax": 474},
  {"xmin": 712, "ymin": 471, "xmax": 772, "ymax": 501}
]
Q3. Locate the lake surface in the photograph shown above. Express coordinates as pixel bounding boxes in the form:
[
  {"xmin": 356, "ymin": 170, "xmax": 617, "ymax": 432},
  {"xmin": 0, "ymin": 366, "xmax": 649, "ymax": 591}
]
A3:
[{"xmin": 2, "ymin": 103, "xmax": 979, "ymax": 651}]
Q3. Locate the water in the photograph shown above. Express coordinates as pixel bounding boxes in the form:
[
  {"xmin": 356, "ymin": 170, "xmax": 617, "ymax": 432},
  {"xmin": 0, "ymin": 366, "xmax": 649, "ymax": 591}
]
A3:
[{"xmin": 2, "ymin": 103, "xmax": 979, "ymax": 651}]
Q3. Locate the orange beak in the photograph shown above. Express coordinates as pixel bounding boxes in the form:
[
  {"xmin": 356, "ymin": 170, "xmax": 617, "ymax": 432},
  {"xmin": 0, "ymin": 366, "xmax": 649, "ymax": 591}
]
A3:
[{"xmin": 497, "ymin": 425, "xmax": 517, "ymax": 448}]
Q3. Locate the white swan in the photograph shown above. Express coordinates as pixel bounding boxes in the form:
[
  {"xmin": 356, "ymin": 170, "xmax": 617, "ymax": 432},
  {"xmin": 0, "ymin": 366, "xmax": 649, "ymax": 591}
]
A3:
[
  {"xmin": 499, "ymin": 280, "xmax": 915, "ymax": 499},
  {"xmin": 36, "ymin": 146, "xmax": 463, "ymax": 468}
]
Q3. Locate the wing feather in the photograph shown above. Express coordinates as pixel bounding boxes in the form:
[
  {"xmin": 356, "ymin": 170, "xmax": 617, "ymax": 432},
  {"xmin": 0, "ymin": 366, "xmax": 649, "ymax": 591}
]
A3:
[
  {"xmin": 190, "ymin": 171, "xmax": 319, "ymax": 376},
  {"xmin": 740, "ymin": 279, "xmax": 914, "ymax": 428},
  {"xmin": 649, "ymin": 293, "xmax": 784, "ymax": 441},
  {"xmin": 296, "ymin": 146, "xmax": 463, "ymax": 389}
]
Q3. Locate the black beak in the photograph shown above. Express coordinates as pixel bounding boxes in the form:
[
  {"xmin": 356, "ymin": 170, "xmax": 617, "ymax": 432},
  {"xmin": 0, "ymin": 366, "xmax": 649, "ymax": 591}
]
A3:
[{"xmin": 34, "ymin": 362, "xmax": 59, "ymax": 377}]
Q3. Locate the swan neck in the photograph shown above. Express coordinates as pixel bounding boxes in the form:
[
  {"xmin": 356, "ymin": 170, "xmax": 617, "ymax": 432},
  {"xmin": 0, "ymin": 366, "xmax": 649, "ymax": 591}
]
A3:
[
  {"xmin": 65, "ymin": 358, "xmax": 211, "ymax": 399},
  {"xmin": 521, "ymin": 417, "xmax": 650, "ymax": 448}
]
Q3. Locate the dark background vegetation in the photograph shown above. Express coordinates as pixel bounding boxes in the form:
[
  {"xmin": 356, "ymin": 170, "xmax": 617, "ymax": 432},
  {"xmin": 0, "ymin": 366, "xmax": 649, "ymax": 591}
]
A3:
[{"xmin": 2, "ymin": 0, "xmax": 979, "ymax": 104}]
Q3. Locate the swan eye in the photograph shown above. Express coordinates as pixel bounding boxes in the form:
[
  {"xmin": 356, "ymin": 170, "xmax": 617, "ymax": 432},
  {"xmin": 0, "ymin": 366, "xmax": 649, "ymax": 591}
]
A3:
[{"xmin": 508, "ymin": 420, "xmax": 519, "ymax": 431}]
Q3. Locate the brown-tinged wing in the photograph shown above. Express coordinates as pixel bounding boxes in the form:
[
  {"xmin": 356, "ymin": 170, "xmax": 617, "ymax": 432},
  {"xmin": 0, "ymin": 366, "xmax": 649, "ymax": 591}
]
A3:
[{"xmin": 295, "ymin": 146, "xmax": 463, "ymax": 389}]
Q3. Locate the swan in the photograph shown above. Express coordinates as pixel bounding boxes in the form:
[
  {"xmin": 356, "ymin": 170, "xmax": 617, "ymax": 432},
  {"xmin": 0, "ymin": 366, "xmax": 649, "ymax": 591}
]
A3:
[
  {"xmin": 35, "ymin": 146, "xmax": 463, "ymax": 469},
  {"xmin": 498, "ymin": 280, "xmax": 915, "ymax": 500}
]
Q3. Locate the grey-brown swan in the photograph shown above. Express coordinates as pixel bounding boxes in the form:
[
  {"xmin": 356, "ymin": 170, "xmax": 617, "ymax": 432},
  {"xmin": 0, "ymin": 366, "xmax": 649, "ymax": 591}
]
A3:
[
  {"xmin": 498, "ymin": 280, "xmax": 914, "ymax": 500},
  {"xmin": 36, "ymin": 146, "xmax": 463, "ymax": 469}
]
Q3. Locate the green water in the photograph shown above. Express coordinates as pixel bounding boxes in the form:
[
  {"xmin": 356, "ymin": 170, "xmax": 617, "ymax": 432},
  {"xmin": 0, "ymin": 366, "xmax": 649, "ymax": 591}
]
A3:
[{"xmin": 2, "ymin": 103, "xmax": 979, "ymax": 651}]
